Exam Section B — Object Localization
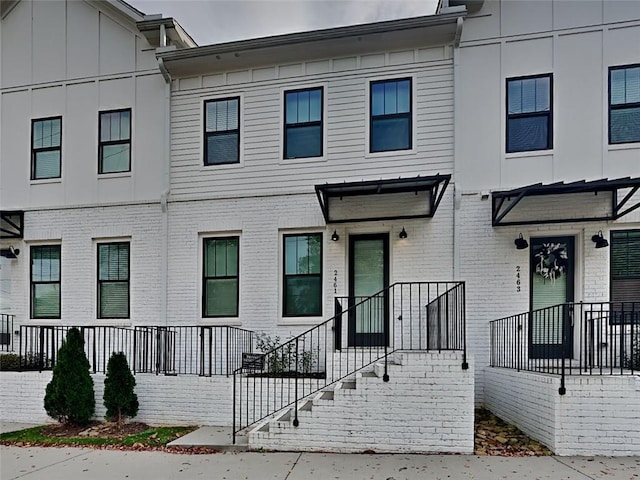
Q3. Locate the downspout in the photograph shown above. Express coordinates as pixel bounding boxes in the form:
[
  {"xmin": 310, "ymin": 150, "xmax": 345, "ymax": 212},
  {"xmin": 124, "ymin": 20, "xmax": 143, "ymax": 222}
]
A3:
[
  {"xmin": 452, "ymin": 16, "xmax": 464, "ymax": 283},
  {"xmin": 159, "ymin": 57, "xmax": 172, "ymax": 326}
]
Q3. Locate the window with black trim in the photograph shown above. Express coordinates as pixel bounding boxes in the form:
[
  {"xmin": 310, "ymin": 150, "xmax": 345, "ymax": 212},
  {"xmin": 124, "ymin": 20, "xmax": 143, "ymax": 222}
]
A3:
[
  {"xmin": 370, "ymin": 78, "xmax": 411, "ymax": 153},
  {"xmin": 203, "ymin": 237, "xmax": 239, "ymax": 317},
  {"xmin": 506, "ymin": 74, "xmax": 552, "ymax": 153},
  {"xmin": 31, "ymin": 245, "xmax": 61, "ymax": 319},
  {"xmin": 283, "ymin": 233, "xmax": 322, "ymax": 317},
  {"xmin": 609, "ymin": 65, "xmax": 640, "ymax": 144},
  {"xmin": 284, "ymin": 87, "xmax": 323, "ymax": 159},
  {"xmin": 98, "ymin": 242, "xmax": 130, "ymax": 319},
  {"xmin": 99, "ymin": 109, "xmax": 131, "ymax": 173},
  {"xmin": 204, "ymin": 97, "xmax": 240, "ymax": 165},
  {"xmin": 610, "ymin": 230, "xmax": 640, "ymax": 306},
  {"xmin": 31, "ymin": 117, "xmax": 62, "ymax": 180}
]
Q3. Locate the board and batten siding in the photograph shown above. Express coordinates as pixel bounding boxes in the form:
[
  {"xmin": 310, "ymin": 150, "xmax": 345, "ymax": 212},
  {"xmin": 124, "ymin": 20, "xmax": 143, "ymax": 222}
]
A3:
[{"xmin": 169, "ymin": 47, "xmax": 454, "ymax": 199}]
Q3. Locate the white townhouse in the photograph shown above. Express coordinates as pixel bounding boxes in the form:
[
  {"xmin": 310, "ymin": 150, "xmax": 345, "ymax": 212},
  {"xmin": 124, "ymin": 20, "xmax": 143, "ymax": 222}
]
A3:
[{"xmin": 448, "ymin": 0, "xmax": 640, "ymax": 455}]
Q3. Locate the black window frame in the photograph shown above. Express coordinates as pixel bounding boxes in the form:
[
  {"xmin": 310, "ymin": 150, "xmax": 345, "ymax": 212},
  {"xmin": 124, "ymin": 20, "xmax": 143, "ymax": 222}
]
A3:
[
  {"xmin": 31, "ymin": 116, "xmax": 62, "ymax": 180},
  {"xmin": 506, "ymin": 73, "xmax": 553, "ymax": 153},
  {"xmin": 369, "ymin": 77, "xmax": 413, "ymax": 153},
  {"xmin": 97, "ymin": 241, "xmax": 130, "ymax": 319},
  {"xmin": 610, "ymin": 229, "xmax": 640, "ymax": 306},
  {"xmin": 98, "ymin": 108, "xmax": 132, "ymax": 174},
  {"xmin": 203, "ymin": 97, "xmax": 240, "ymax": 166},
  {"xmin": 202, "ymin": 236, "xmax": 240, "ymax": 318},
  {"xmin": 608, "ymin": 64, "xmax": 640, "ymax": 145},
  {"xmin": 283, "ymin": 86, "xmax": 324, "ymax": 159},
  {"xmin": 30, "ymin": 244, "xmax": 61, "ymax": 319},
  {"xmin": 282, "ymin": 232, "xmax": 323, "ymax": 317}
]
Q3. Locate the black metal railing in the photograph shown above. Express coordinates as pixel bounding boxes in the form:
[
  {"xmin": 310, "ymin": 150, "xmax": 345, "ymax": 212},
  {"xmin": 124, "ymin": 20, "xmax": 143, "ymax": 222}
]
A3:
[
  {"xmin": 232, "ymin": 281, "xmax": 466, "ymax": 443},
  {"xmin": 490, "ymin": 302, "xmax": 639, "ymax": 394},
  {"xmin": 17, "ymin": 325, "xmax": 254, "ymax": 376},
  {"xmin": 1, "ymin": 314, "xmax": 14, "ymax": 352}
]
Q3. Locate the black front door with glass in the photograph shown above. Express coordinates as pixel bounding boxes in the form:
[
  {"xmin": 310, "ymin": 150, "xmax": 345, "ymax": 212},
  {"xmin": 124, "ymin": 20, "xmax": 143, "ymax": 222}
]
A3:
[
  {"xmin": 529, "ymin": 236, "xmax": 575, "ymax": 359},
  {"xmin": 348, "ymin": 234, "xmax": 389, "ymax": 347}
]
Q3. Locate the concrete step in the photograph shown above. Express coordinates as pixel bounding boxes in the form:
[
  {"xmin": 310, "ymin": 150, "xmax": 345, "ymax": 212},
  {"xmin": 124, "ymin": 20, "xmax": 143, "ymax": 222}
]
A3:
[{"xmin": 167, "ymin": 426, "xmax": 249, "ymax": 451}]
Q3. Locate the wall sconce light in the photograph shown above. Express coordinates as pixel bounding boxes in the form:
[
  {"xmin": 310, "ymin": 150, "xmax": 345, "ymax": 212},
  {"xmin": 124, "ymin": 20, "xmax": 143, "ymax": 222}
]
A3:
[
  {"xmin": 0, "ymin": 246, "xmax": 20, "ymax": 258},
  {"xmin": 399, "ymin": 227, "xmax": 408, "ymax": 239},
  {"xmin": 591, "ymin": 231, "xmax": 609, "ymax": 249},
  {"xmin": 331, "ymin": 230, "xmax": 340, "ymax": 242},
  {"xmin": 514, "ymin": 233, "xmax": 529, "ymax": 250}
]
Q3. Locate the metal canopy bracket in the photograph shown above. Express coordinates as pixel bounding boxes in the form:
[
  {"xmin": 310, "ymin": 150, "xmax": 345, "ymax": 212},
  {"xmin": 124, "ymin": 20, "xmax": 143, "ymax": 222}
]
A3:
[
  {"xmin": 491, "ymin": 177, "xmax": 640, "ymax": 227},
  {"xmin": 0, "ymin": 211, "xmax": 24, "ymax": 239},
  {"xmin": 315, "ymin": 174, "xmax": 451, "ymax": 224}
]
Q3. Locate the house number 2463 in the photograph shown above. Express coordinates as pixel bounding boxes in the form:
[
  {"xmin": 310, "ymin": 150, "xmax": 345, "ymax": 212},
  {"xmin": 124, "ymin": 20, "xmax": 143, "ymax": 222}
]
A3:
[{"xmin": 515, "ymin": 266, "xmax": 521, "ymax": 293}]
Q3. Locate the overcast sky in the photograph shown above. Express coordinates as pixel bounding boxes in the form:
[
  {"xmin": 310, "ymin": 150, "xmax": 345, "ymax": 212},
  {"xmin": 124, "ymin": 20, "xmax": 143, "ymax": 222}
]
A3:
[{"xmin": 128, "ymin": 0, "xmax": 440, "ymax": 45}]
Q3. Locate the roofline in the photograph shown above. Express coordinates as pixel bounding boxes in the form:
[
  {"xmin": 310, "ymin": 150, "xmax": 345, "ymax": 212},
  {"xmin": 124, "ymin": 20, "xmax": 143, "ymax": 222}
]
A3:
[
  {"xmin": 109, "ymin": 0, "xmax": 146, "ymax": 22},
  {"xmin": 158, "ymin": 11, "xmax": 465, "ymax": 63},
  {"xmin": 137, "ymin": 17, "xmax": 198, "ymax": 47}
]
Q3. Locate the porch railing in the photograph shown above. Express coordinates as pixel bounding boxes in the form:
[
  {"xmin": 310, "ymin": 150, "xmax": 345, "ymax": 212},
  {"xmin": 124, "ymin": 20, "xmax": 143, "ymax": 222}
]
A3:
[
  {"xmin": 17, "ymin": 325, "xmax": 254, "ymax": 376},
  {"xmin": 232, "ymin": 281, "xmax": 466, "ymax": 443},
  {"xmin": 1, "ymin": 314, "xmax": 14, "ymax": 352},
  {"xmin": 490, "ymin": 302, "xmax": 639, "ymax": 394}
]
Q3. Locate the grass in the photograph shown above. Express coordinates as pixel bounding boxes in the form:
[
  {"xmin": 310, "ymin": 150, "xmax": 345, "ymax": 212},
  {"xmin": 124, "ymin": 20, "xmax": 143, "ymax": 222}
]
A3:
[{"xmin": 0, "ymin": 425, "xmax": 197, "ymax": 448}]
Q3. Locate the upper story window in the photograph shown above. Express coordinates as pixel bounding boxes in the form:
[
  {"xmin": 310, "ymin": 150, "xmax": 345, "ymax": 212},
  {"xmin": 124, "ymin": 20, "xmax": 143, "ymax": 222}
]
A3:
[
  {"xmin": 204, "ymin": 97, "xmax": 240, "ymax": 165},
  {"xmin": 284, "ymin": 87, "xmax": 323, "ymax": 159},
  {"xmin": 203, "ymin": 237, "xmax": 239, "ymax": 317},
  {"xmin": 98, "ymin": 242, "xmax": 130, "ymax": 319},
  {"xmin": 99, "ymin": 109, "xmax": 131, "ymax": 174},
  {"xmin": 283, "ymin": 233, "xmax": 322, "ymax": 317},
  {"xmin": 31, "ymin": 245, "xmax": 61, "ymax": 319},
  {"xmin": 31, "ymin": 117, "xmax": 62, "ymax": 180},
  {"xmin": 506, "ymin": 74, "xmax": 552, "ymax": 153},
  {"xmin": 610, "ymin": 230, "xmax": 640, "ymax": 306},
  {"xmin": 609, "ymin": 65, "xmax": 640, "ymax": 145},
  {"xmin": 370, "ymin": 78, "xmax": 412, "ymax": 153}
]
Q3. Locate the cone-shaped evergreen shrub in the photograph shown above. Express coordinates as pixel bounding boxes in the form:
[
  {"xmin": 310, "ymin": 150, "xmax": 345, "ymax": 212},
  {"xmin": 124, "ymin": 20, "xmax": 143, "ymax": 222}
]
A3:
[
  {"xmin": 103, "ymin": 352, "xmax": 138, "ymax": 424},
  {"xmin": 44, "ymin": 327, "xmax": 95, "ymax": 425}
]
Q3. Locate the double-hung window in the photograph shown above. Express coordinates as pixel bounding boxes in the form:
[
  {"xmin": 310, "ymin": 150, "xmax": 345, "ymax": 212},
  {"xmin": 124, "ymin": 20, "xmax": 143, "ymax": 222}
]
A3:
[
  {"xmin": 506, "ymin": 74, "xmax": 552, "ymax": 153},
  {"xmin": 31, "ymin": 245, "xmax": 61, "ymax": 319},
  {"xmin": 370, "ymin": 78, "xmax": 412, "ymax": 153},
  {"xmin": 283, "ymin": 233, "xmax": 322, "ymax": 317},
  {"xmin": 284, "ymin": 87, "xmax": 323, "ymax": 159},
  {"xmin": 97, "ymin": 242, "xmax": 130, "ymax": 319},
  {"xmin": 31, "ymin": 117, "xmax": 62, "ymax": 179},
  {"xmin": 99, "ymin": 109, "xmax": 131, "ymax": 173},
  {"xmin": 204, "ymin": 97, "xmax": 240, "ymax": 165},
  {"xmin": 610, "ymin": 230, "xmax": 640, "ymax": 307},
  {"xmin": 609, "ymin": 65, "xmax": 640, "ymax": 144},
  {"xmin": 203, "ymin": 237, "xmax": 239, "ymax": 317}
]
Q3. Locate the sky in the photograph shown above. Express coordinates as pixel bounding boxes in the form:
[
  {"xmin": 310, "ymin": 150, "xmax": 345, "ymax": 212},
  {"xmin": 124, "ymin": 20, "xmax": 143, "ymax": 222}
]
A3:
[{"xmin": 127, "ymin": 0, "xmax": 440, "ymax": 46}]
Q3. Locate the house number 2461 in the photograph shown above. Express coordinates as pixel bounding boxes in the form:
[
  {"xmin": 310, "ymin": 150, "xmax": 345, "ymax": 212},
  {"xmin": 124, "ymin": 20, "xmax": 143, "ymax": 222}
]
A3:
[
  {"xmin": 333, "ymin": 270, "xmax": 338, "ymax": 294},
  {"xmin": 516, "ymin": 266, "xmax": 521, "ymax": 292}
]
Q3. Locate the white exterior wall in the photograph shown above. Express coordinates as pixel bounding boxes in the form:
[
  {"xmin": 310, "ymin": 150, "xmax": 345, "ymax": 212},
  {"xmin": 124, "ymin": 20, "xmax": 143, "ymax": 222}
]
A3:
[
  {"xmin": 485, "ymin": 368, "xmax": 640, "ymax": 456},
  {"xmin": 0, "ymin": 0, "xmax": 167, "ymax": 210},
  {"xmin": 169, "ymin": 47, "xmax": 454, "ymax": 199},
  {"xmin": 167, "ymin": 190, "xmax": 454, "ymax": 336}
]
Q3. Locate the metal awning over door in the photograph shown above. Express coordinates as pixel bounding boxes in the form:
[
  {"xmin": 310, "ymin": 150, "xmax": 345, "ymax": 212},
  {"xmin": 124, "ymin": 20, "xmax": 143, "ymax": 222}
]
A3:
[
  {"xmin": 315, "ymin": 174, "xmax": 451, "ymax": 223},
  {"xmin": 491, "ymin": 177, "xmax": 640, "ymax": 226}
]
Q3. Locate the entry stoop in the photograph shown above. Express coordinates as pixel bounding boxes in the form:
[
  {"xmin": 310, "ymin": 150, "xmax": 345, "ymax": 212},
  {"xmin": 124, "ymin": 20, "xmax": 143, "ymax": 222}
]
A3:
[{"xmin": 247, "ymin": 351, "xmax": 474, "ymax": 453}]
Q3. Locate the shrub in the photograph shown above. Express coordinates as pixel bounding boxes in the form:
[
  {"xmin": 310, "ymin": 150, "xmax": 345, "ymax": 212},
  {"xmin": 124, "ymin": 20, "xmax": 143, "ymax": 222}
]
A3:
[
  {"xmin": 625, "ymin": 329, "xmax": 640, "ymax": 370},
  {"xmin": 44, "ymin": 328, "xmax": 95, "ymax": 425},
  {"xmin": 0, "ymin": 353, "xmax": 20, "ymax": 371},
  {"xmin": 255, "ymin": 332, "xmax": 318, "ymax": 375},
  {"xmin": 0, "ymin": 352, "xmax": 53, "ymax": 371},
  {"xmin": 103, "ymin": 352, "xmax": 138, "ymax": 425}
]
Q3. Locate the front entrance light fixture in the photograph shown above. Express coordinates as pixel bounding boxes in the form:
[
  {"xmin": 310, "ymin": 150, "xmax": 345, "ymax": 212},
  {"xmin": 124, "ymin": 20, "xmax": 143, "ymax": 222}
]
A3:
[
  {"xmin": 591, "ymin": 231, "xmax": 609, "ymax": 249},
  {"xmin": 514, "ymin": 233, "xmax": 529, "ymax": 250}
]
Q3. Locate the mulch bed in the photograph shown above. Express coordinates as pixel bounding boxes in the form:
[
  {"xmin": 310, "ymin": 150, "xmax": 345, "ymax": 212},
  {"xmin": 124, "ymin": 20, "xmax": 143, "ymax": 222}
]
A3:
[{"xmin": 41, "ymin": 421, "xmax": 149, "ymax": 439}]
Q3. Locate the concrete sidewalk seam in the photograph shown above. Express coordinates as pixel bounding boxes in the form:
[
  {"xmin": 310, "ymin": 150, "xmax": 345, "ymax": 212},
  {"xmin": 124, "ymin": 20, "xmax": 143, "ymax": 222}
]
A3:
[
  {"xmin": 8, "ymin": 449, "xmax": 95, "ymax": 480},
  {"xmin": 283, "ymin": 452, "xmax": 302, "ymax": 480},
  {"xmin": 552, "ymin": 457, "xmax": 596, "ymax": 480}
]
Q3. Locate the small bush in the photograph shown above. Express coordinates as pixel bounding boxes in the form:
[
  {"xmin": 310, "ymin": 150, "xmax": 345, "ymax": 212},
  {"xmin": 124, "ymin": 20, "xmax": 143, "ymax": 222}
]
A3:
[
  {"xmin": 0, "ymin": 352, "xmax": 52, "ymax": 371},
  {"xmin": 625, "ymin": 330, "xmax": 640, "ymax": 370},
  {"xmin": 103, "ymin": 352, "xmax": 138, "ymax": 425},
  {"xmin": 0, "ymin": 353, "xmax": 20, "ymax": 371},
  {"xmin": 44, "ymin": 328, "xmax": 95, "ymax": 426}
]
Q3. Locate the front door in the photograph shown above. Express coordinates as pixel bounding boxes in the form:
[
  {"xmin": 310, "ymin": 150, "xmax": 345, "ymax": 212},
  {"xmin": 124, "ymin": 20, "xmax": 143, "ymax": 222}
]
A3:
[
  {"xmin": 529, "ymin": 236, "xmax": 575, "ymax": 359},
  {"xmin": 348, "ymin": 234, "xmax": 389, "ymax": 347}
]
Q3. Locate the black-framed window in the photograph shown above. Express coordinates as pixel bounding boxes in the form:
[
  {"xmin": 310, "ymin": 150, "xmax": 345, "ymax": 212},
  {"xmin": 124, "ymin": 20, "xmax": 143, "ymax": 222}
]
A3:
[
  {"xmin": 609, "ymin": 65, "xmax": 640, "ymax": 144},
  {"xmin": 99, "ymin": 109, "xmax": 131, "ymax": 173},
  {"xmin": 610, "ymin": 230, "xmax": 640, "ymax": 305},
  {"xmin": 284, "ymin": 87, "xmax": 323, "ymax": 159},
  {"xmin": 506, "ymin": 74, "xmax": 553, "ymax": 153},
  {"xmin": 370, "ymin": 78, "xmax": 412, "ymax": 153},
  {"xmin": 203, "ymin": 237, "xmax": 239, "ymax": 317},
  {"xmin": 31, "ymin": 245, "xmax": 61, "ymax": 319},
  {"xmin": 283, "ymin": 233, "xmax": 322, "ymax": 317},
  {"xmin": 204, "ymin": 97, "xmax": 240, "ymax": 165},
  {"xmin": 31, "ymin": 117, "xmax": 62, "ymax": 180},
  {"xmin": 98, "ymin": 242, "xmax": 130, "ymax": 319}
]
